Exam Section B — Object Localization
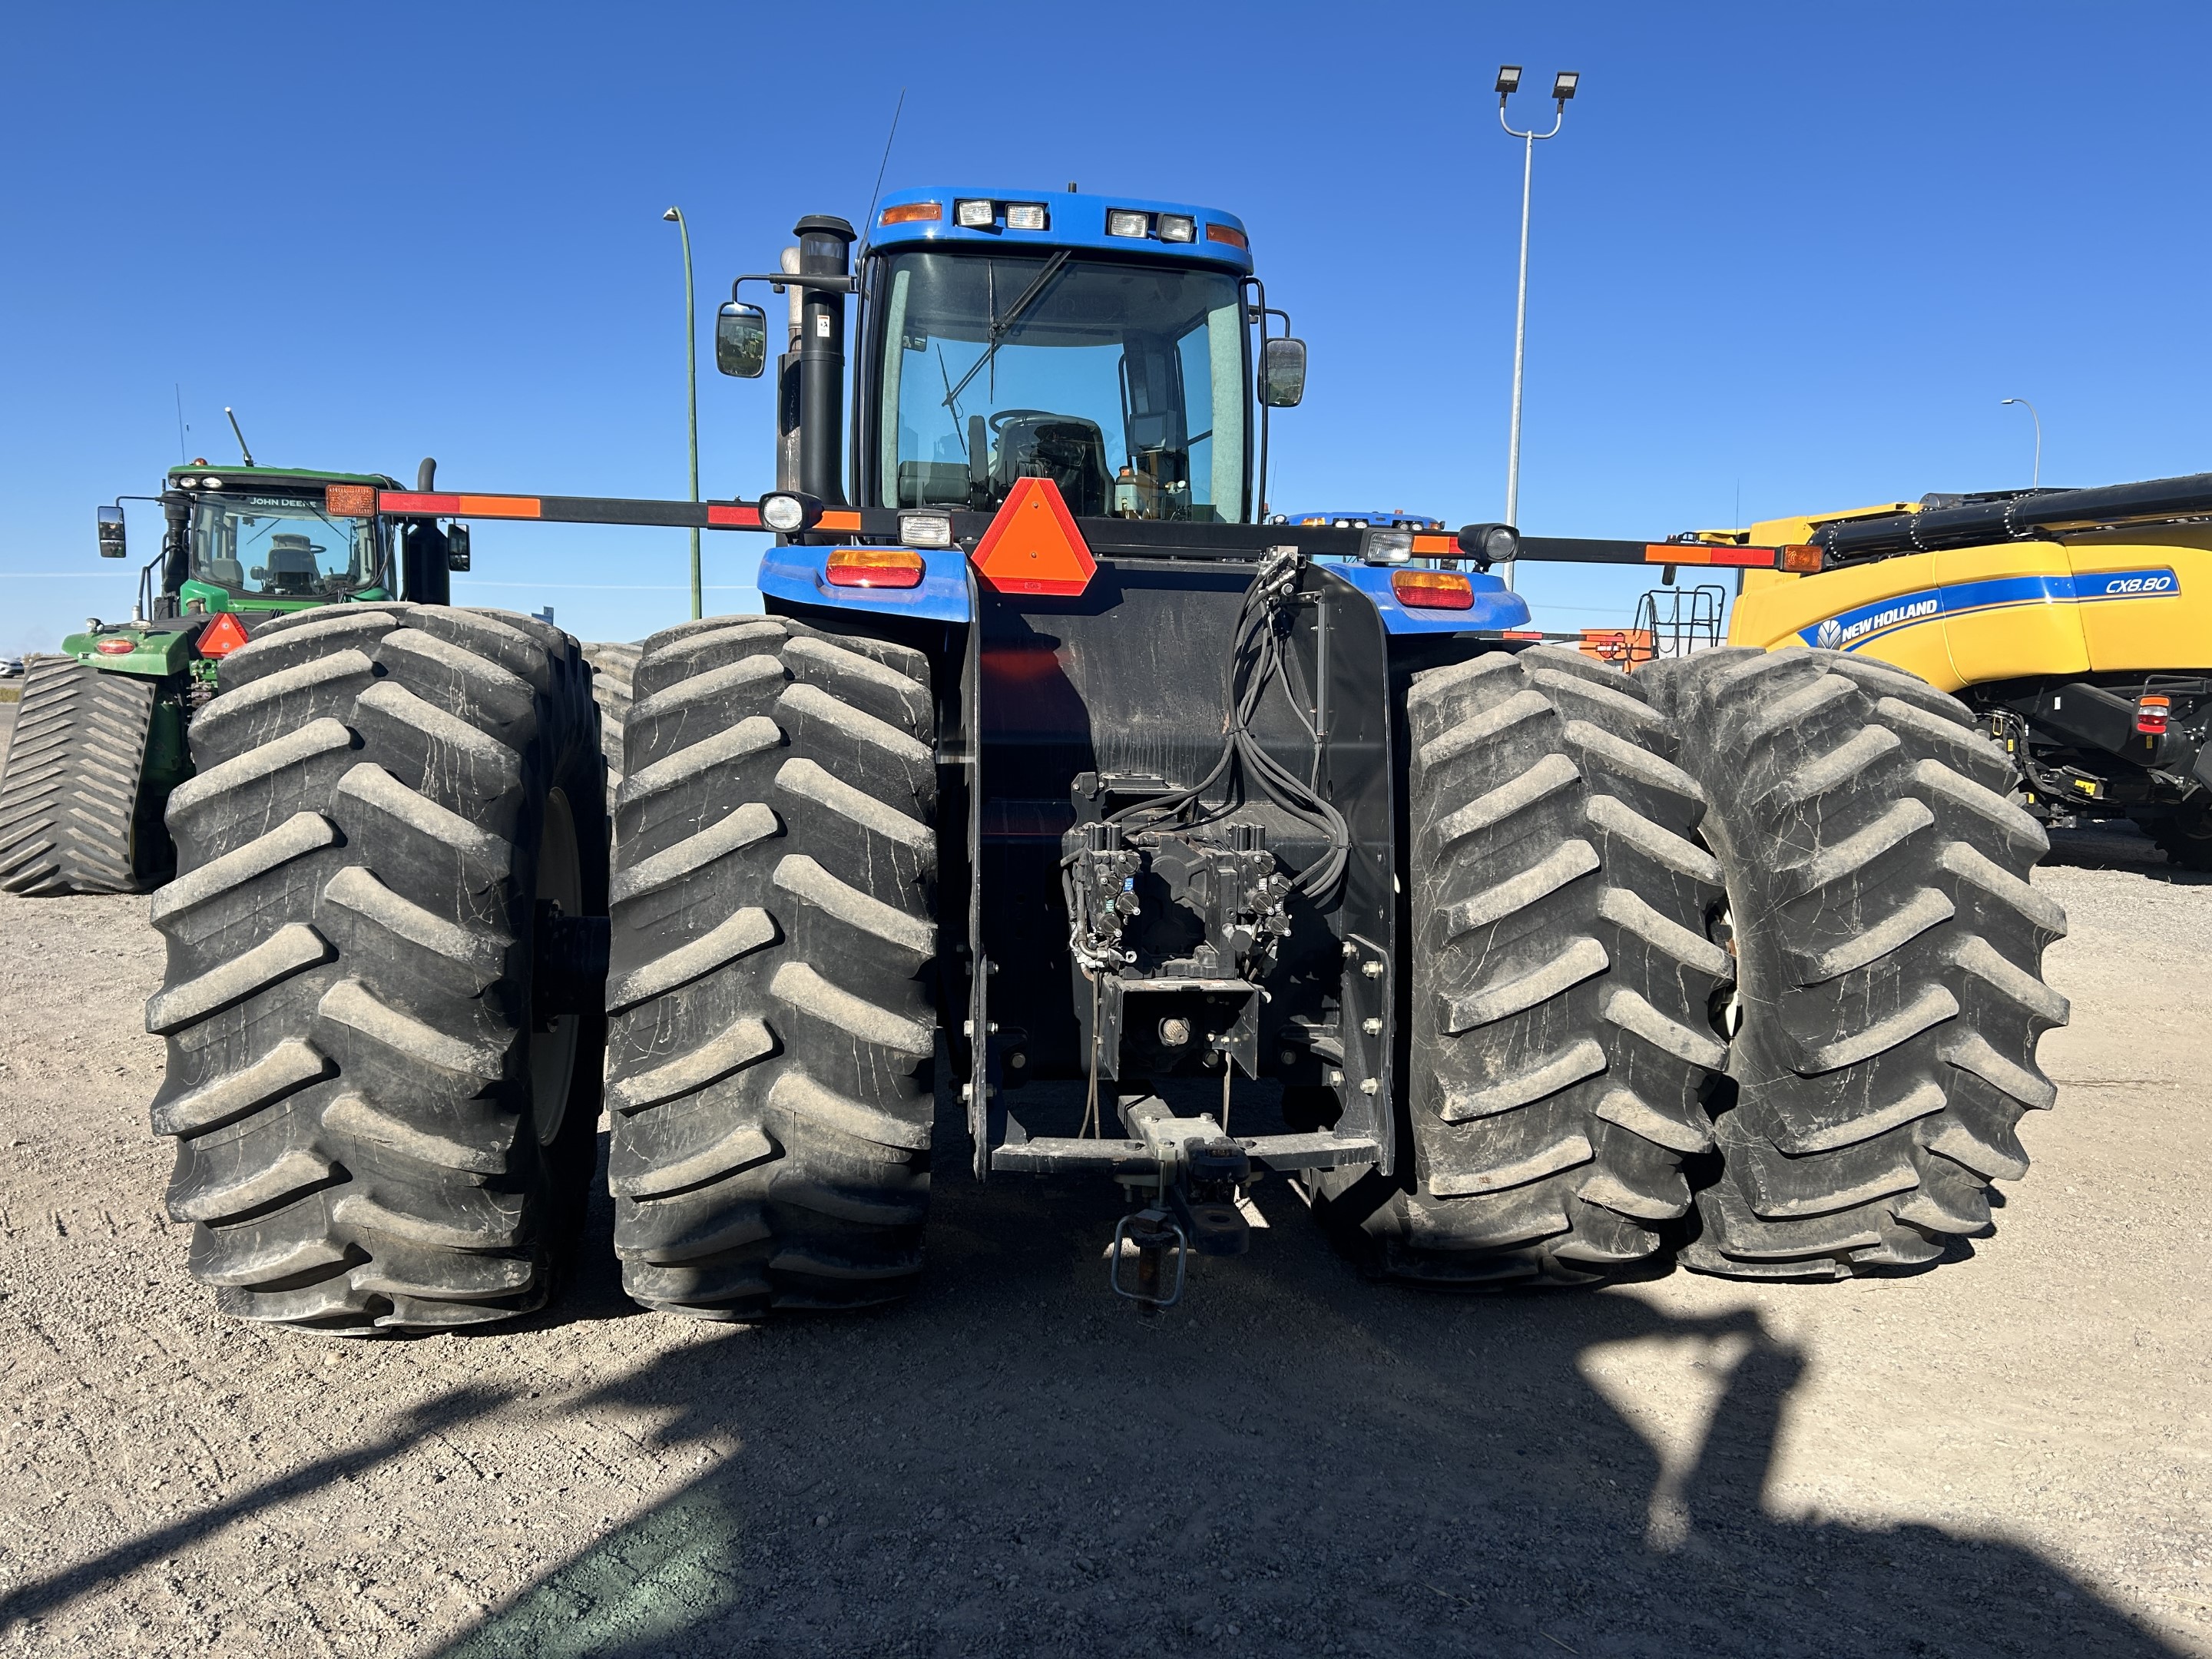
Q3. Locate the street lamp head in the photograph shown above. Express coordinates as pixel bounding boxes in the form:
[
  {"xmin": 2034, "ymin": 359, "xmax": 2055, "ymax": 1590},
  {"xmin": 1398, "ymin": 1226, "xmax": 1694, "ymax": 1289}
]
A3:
[
  {"xmin": 1495, "ymin": 65, "xmax": 1522, "ymax": 95},
  {"xmin": 1551, "ymin": 71, "xmax": 1579, "ymax": 102},
  {"xmin": 2002, "ymin": 397, "xmax": 2022, "ymax": 406},
  {"xmin": 662, "ymin": 207, "xmax": 681, "ymax": 223}
]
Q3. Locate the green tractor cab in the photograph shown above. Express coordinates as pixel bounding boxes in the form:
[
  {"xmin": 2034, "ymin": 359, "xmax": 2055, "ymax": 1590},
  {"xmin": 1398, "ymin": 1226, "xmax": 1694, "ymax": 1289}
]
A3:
[{"xmin": 0, "ymin": 459, "xmax": 471, "ymax": 896}]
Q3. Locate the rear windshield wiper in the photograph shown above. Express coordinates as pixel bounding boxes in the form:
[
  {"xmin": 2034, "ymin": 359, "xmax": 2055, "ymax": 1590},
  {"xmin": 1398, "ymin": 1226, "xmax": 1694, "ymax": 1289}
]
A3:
[{"xmin": 940, "ymin": 250, "xmax": 1071, "ymax": 409}]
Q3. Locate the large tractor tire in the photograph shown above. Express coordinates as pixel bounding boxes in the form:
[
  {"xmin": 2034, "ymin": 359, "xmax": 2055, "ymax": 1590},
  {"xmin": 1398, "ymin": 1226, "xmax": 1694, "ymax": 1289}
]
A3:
[
  {"xmin": 1642, "ymin": 647, "xmax": 2068, "ymax": 1279},
  {"xmin": 2133, "ymin": 799, "xmax": 2212, "ymax": 871},
  {"xmin": 581, "ymin": 641, "xmax": 640, "ymax": 813},
  {"xmin": 147, "ymin": 603, "xmax": 608, "ymax": 1332},
  {"xmin": 606, "ymin": 614, "xmax": 937, "ymax": 1320},
  {"xmin": 0, "ymin": 654, "xmax": 164, "ymax": 896},
  {"xmin": 1320, "ymin": 646, "xmax": 1732, "ymax": 1285}
]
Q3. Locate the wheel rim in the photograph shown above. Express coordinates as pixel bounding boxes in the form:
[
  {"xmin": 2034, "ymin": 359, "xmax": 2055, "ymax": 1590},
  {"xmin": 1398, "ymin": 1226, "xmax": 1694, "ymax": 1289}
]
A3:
[{"xmin": 529, "ymin": 787, "xmax": 583, "ymax": 1146}]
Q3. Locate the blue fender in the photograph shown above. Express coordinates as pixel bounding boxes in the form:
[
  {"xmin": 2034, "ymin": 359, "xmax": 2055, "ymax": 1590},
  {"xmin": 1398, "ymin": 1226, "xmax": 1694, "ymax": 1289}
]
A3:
[
  {"xmin": 1331, "ymin": 564, "xmax": 1532, "ymax": 634},
  {"xmin": 758, "ymin": 545, "xmax": 972, "ymax": 622}
]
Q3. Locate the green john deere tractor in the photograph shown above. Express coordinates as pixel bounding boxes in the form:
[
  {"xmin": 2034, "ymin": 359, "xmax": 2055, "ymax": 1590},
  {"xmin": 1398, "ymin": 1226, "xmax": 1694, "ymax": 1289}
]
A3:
[{"xmin": 0, "ymin": 459, "xmax": 469, "ymax": 896}]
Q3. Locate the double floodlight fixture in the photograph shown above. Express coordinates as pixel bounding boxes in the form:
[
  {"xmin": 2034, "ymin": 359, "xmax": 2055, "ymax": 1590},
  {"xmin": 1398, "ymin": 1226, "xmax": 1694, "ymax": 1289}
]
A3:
[{"xmin": 1496, "ymin": 65, "xmax": 1581, "ymax": 106}]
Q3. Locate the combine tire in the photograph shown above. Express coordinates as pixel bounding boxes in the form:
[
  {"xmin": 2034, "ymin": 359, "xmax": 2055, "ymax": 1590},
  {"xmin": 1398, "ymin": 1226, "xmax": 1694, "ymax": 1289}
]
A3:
[
  {"xmin": 0, "ymin": 655, "xmax": 163, "ymax": 895},
  {"xmin": 147, "ymin": 604, "xmax": 607, "ymax": 1332},
  {"xmin": 2134, "ymin": 800, "xmax": 2212, "ymax": 871},
  {"xmin": 1643, "ymin": 647, "xmax": 2068, "ymax": 1279},
  {"xmin": 581, "ymin": 641, "xmax": 640, "ymax": 811},
  {"xmin": 1321, "ymin": 646, "xmax": 1732, "ymax": 1285},
  {"xmin": 607, "ymin": 614, "xmax": 938, "ymax": 1319}
]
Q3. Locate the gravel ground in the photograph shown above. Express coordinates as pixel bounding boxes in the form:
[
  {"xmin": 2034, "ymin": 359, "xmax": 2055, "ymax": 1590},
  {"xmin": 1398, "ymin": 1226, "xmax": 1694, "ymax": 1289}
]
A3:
[{"xmin": 0, "ymin": 823, "xmax": 2205, "ymax": 1657}]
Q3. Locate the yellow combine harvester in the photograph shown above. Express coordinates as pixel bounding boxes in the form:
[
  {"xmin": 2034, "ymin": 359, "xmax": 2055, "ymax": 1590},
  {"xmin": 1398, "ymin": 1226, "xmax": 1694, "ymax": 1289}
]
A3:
[{"xmin": 1720, "ymin": 472, "xmax": 2212, "ymax": 866}]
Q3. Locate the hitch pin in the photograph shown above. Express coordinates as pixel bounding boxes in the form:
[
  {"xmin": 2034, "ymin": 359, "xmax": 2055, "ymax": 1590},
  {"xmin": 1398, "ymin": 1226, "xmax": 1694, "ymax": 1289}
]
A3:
[{"xmin": 1110, "ymin": 1207, "xmax": 1187, "ymax": 1313}]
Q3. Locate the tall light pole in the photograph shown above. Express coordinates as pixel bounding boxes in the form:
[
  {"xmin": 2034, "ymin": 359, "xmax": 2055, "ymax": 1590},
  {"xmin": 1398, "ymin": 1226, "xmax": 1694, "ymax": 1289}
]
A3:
[
  {"xmin": 1496, "ymin": 65, "xmax": 1578, "ymax": 591},
  {"xmin": 664, "ymin": 206, "xmax": 702, "ymax": 620},
  {"xmin": 2001, "ymin": 397, "xmax": 2042, "ymax": 488}
]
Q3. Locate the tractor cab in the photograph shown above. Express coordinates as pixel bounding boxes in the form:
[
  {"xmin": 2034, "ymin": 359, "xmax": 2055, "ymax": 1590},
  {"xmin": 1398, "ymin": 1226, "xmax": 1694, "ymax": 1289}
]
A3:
[
  {"xmin": 859, "ymin": 191, "xmax": 1265, "ymax": 522},
  {"xmin": 720, "ymin": 188, "xmax": 1307, "ymax": 528},
  {"xmin": 157, "ymin": 464, "xmax": 402, "ymax": 618}
]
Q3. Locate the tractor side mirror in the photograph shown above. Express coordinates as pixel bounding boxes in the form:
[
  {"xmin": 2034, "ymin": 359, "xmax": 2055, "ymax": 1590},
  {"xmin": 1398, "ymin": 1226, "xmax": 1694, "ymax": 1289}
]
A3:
[
  {"xmin": 716, "ymin": 302, "xmax": 769, "ymax": 378},
  {"xmin": 1259, "ymin": 336, "xmax": 1307, "ymax": 408},
  {"xmin": 445, "ymin": 523, "xmax": 472, "ymax": 571},
  {"xmin": 97, "ymin": 505, "xmax": 127, "ymax": 558}
]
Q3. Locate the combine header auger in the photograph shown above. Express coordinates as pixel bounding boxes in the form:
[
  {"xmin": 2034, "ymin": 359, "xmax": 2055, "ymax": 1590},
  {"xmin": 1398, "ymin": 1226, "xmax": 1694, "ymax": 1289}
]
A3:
[{"xmin": 144, "ymin": 187, "xmax": 2062, "ymax": 1333}]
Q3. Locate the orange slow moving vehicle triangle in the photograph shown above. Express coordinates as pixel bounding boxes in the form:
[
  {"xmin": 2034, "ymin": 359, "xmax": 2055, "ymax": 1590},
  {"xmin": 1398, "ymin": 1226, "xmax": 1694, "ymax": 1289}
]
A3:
[{"xmin": 969, "ymin": 476, "xmax": 1097, "ymax": 598}]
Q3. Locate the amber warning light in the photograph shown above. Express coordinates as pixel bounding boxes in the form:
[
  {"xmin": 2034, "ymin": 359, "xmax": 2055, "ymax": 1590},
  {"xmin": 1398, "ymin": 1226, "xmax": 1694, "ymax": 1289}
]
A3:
[
  {"xmin": 826, "ymin": 548, "xmax": 924, "ymax": 590},
  {"xmin": 1390, "ymin": 569, "xmax": 1475, "ymax": 611}
]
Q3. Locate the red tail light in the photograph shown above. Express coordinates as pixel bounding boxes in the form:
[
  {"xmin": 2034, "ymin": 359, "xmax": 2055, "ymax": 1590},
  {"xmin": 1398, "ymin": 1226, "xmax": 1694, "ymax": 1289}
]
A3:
[
  {"xmin": 95, "ymin": 637, "xmax": 137, "ymax": 655},
  {"xmin": 1390, "ymin": 569, "xmax": 1475, "ymax": 611},
  {"xmin": 2137, "ymin": 694, "xmax": 2171, "ymax": 736},
  {"xmin": 198, "ymin": 611, "xmax": 251, "ymax": 657},
  {"xmin": 825, "ymin": 548, "xmax": 925, "ymax": 590}
]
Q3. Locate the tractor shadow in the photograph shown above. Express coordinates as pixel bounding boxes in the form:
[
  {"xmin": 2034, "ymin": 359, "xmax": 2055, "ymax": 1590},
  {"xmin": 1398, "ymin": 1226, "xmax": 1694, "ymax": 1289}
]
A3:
[
  {"xmin": 2043, "ymin": 820, "xmax": 2212, "ymax": 883},
  {"xmin": 429, "ymin": 1081, "xmax": 2180, "ymax": 1659}
]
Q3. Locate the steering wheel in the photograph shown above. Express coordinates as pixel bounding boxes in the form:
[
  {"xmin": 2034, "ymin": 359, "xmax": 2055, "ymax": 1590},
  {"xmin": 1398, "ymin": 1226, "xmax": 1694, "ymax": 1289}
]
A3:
[{"xmin": 987, "ymin": 408, "xmax": 1061, "ymax": 435}]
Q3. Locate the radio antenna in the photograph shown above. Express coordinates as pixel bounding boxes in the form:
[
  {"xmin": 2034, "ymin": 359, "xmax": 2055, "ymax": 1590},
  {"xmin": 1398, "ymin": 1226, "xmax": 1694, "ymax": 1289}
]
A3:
[{"xmin": 862, "ymin": 87, "xmax": 906, "ymax": 238}]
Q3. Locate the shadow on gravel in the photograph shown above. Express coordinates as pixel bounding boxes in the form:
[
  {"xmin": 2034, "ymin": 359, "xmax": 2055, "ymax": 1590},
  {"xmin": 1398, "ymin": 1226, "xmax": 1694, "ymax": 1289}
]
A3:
[
  {"xmin": 426, "ymin": 1089, "xmax": 2177, "ymax": 1659},
  {"xmin": 2043, "ymin": 821, "xmax": 2212, "ymax": 883},
  {"xmin": 0, "ymin": 1388, "xmax": 505, "ymax": 1635}
]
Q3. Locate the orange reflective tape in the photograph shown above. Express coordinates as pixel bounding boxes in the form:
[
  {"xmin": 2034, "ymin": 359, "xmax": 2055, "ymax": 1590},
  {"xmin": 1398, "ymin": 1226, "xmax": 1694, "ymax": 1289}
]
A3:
[
  {"xmin": 815, "ymin": 509, "xmax": 864, "ymax": 533},
  {"xmin": 1645, "ymin": 542, "xmax": 1774, "ymax": 568},
  {"xmin": 1409, "ymin": 533, "xmax": 1459, "ymax": 557},
  {"xmin": 455, "ymin": 495, "xmax": 540, "ymax": 518}
]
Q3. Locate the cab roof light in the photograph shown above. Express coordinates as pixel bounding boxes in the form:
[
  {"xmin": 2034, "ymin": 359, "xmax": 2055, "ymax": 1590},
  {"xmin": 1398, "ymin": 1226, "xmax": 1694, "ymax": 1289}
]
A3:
[
  {"xmin": 326, "ymin": 484, "xmax": 376, "ymax": 517},
  {"xmin": 955, "ymin": 198, "xmax": 995, "ymax": 228},
  {"xmin": 1157, "ymin": 213, "xmax": 1197, "ymax": 243},
  {"xmin": 1392, "ymin": 569, "xmax": 1475, "ymax": 611},
  {"xmin": 826, "ymin": 548, "xmax": 925, "ymax": 590},
  {"xmin": 1777, "ymin": 544, "xmax": 1823, "ymax": 574},
  {"xmin": 1204, "ymin": 223, "xmax": 1247, "ymax": 248},
  {"xmin": 1105, "ymin": 209, "xmax": 1151, "ymax": 239},
  {"xmin": 879, "ymin": 201, "xmax": 942, "ymax": 226},
  {"xmin": 1004, "ymin": 202, "xmax": 1048, "ymax": 231}
]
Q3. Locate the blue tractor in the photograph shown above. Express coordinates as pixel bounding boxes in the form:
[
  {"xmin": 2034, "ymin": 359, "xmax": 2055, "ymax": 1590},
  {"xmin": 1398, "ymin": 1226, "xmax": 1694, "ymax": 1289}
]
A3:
[{"xmin": 142, "ymin": 187, "xmax": 2061, "ymax": 1330}]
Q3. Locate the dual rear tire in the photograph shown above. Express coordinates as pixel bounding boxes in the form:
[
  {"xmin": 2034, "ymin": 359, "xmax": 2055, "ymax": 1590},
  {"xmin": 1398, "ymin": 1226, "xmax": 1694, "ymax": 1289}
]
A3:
[
  {"xmin": 1345, "ymin": 643, "xmax": 2063, "ymax": 1287},
  {"xmin": 147, "ymin": 604, "xmax": 606, "ymax": 1332}
]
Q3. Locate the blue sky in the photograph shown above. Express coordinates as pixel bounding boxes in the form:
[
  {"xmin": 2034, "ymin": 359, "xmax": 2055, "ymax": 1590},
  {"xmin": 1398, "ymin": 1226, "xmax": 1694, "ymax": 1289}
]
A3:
[{"xmin": 3, "ymin": 1, "xmax": 2206, "ymax": 651}]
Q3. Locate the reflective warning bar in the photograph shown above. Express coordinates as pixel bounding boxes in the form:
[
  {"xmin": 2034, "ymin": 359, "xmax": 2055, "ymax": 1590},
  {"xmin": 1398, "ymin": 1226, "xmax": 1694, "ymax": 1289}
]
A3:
[{"xmin": 1644, "ymin": 543, "xmax": 1777, "ymax": 568}]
